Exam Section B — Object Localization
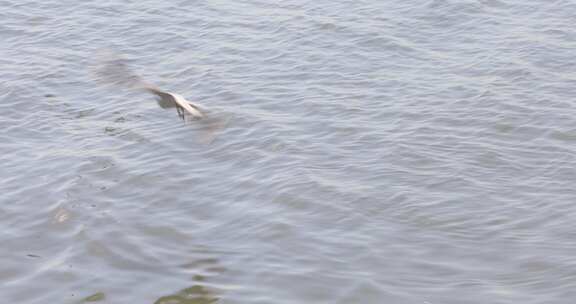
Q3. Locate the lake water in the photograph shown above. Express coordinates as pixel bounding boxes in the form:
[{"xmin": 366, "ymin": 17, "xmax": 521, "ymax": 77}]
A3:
[{"xmin": 2, "ymin": 0, "xmax": 576, "ymax": 303}]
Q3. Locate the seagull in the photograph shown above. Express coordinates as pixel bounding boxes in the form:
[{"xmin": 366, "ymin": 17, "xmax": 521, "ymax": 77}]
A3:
[
  {"xmin": 93, "ymin": 51, "xmax": 231, "ymax": 144},
  {"xmin": 94, "ymin": 52, "xmax": 205, "ymax": 121},
  {"xmin": 142, "ymin": 85, "xmax": 205, "ymax": 121}
]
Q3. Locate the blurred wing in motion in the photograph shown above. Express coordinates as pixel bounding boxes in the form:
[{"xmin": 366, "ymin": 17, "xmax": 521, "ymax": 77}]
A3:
[
  {"xmin": 144, "ymin": 87, "xmax": 178, "ymax": 109},
  {"xmin": 94, "ymin": 50, "xmax": 150, "ymax": 90}
]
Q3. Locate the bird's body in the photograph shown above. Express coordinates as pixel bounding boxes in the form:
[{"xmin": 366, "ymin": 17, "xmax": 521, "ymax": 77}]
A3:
[
  {"xmin": 167, "ymin": 92, "xmax": 204, "ymax": 120},
  {"xmin": 143, "ymin": 86, "xmax": 204, "ymax": 120}
]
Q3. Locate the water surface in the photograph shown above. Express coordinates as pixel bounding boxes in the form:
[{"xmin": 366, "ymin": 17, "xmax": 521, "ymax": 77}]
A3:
[{"xmin": 2, "ymin": 1, "xmax": 576, "ymax": 303}]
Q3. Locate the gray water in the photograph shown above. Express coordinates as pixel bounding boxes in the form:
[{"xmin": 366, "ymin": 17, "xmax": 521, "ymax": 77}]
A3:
[{"xmin": 2, "ymin": 0, "xmax": 576, "ymax": 303}]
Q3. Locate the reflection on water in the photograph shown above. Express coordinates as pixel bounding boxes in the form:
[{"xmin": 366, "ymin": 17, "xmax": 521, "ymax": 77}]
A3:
[
  {"xmin": 79, "ymin": 292, "xmax": 105, "ymax": 303},
  {"xmin": 155, "ymin": 256, "xmax": 224, "ymax": 304},
  {"xmin": 154, "ymin": 282, "xmax": 218, "ymax": 304},
  {"xmin": 74, "ymin": 252, "xmax": 225, "ymax": 303}
]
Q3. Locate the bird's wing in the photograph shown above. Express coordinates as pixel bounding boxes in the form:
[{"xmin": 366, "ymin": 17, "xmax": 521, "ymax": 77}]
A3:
[
  {"xmin": 146, "ymin": 87, "xmax": 203, "ymax": 118},
  {"xmin": 144, "ymin": 87, "xmax": 177, "ymax": 109},
  {"xmin": 94, "ymin": 51, "xmax": 147, "ymax": 89},
  {"xmin": 169, "ymin": 93, "xmax": 204, "ymax": 118}
]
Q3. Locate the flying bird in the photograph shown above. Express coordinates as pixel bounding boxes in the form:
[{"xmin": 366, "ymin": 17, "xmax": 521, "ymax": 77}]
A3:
[
  {"xmin": 144, "ymin": 86, "xmax": 204, "ymax": 120},
  {"xmin": 93, "ymin": 51, "xmax": 230, "ymax": 143},
  {"xmin": 94, "ymin": 52, "xmax": 205, "ymax": 121}
]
